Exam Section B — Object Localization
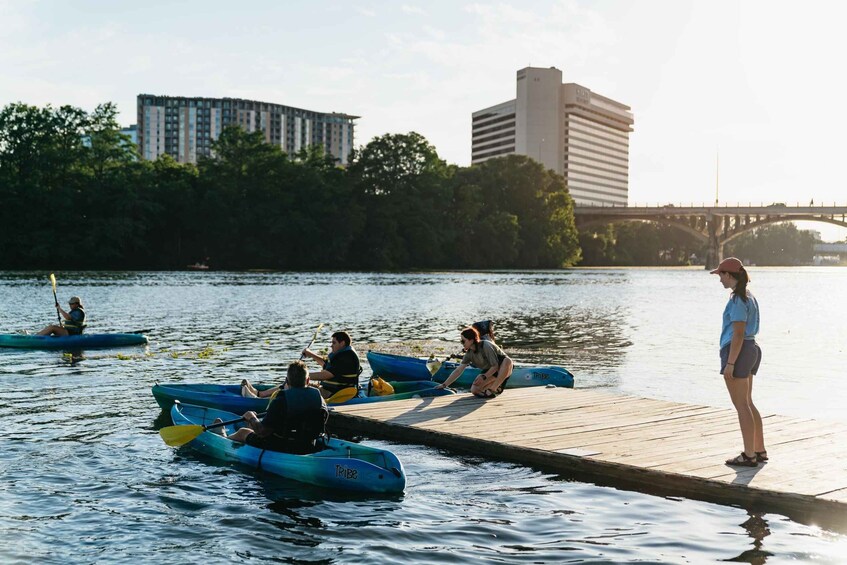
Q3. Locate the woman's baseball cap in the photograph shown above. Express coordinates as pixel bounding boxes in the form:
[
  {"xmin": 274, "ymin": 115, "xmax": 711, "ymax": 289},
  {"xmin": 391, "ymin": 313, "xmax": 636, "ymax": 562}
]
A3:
[{"xmin": 710, "ymin": 257, "xmax": 744, "ymax": 274}]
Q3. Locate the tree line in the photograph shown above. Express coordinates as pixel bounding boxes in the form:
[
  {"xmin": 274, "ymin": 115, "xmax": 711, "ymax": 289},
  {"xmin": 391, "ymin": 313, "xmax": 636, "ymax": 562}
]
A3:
[
  {"xmin": 0, "ymin": 102, "xmax": 580, "ymax": 270},
  {"xmin": 0, "ymin": 101, "xmax": 821, "ymax": 270}
]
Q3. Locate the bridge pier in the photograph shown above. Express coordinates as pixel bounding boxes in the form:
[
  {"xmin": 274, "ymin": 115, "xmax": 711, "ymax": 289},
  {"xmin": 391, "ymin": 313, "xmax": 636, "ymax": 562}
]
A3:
[{"xmin": 704, "ymin": 214, "xmax": 722, "ymax": 270}]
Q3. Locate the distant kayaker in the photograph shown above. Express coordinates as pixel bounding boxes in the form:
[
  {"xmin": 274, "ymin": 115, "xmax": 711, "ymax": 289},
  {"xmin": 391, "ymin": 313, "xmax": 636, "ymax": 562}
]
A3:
[
  {"xmin": 37, "ymin": 296, "xmax": 86, "ymax": 336},
  {"xmin": 436, "ymin": 326, "xmax": 513, "ymax": 398},
  {"xmin": 712, "ymin": 257, "xmax": 767, "ymax": 467},
  {"xmin": 222, "ymin": 361, "xmax": 328, "ymax": 454},
  {"xmin": 472, "ymin": 319, "xmax": 513, "ymax": 383},
  {"xmin": 301, "ymin": 330, "xmax": 362, "ymax": 399}
]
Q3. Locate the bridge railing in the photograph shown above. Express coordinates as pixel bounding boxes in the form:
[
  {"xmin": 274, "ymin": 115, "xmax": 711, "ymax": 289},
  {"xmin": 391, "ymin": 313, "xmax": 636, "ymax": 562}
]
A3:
[{"xmin": 576, "ymin": 202, "xmax": 847, "ymax": 209}]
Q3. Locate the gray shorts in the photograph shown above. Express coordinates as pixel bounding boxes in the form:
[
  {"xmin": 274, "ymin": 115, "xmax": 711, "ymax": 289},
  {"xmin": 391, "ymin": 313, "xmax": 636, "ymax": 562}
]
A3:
[{"xmin": 719, "ymin": 340, "xmax": 762, "ymax": 378}]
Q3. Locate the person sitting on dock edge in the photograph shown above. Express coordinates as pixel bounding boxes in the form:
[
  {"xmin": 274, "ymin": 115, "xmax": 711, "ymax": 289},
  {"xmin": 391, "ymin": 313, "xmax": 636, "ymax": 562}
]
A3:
[
  {"xmin": 301, "ymin": 331, "xmax": 362, "ymax": 399},
  {"xmin": 37, "ymin": 296, "xmax": 86, "ymax": 336},
  {"xmin": 222, "ymin": 361, "xmax": 328, "ymax": 454}
]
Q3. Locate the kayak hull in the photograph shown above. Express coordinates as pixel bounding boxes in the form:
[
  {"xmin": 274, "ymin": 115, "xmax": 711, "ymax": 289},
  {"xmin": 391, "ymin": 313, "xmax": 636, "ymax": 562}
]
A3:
[
  {"xmin": 152, "ymin": 380, "xmax": 453, "ymax": 412},
  {"xmin": 170, "ymin": 402, "xmax": 406, "ymax": 493},
  {"xmin": 0, "ymin": 333, "xmax": 148, "ymax": 349},
  {"xmin": 367, "ymin": 351, "xmax": 575, "ymax": 389}
]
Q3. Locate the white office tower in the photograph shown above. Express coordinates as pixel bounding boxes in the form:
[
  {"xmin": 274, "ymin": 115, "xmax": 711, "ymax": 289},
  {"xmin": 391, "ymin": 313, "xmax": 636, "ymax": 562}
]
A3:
[{"xmin": 472, "ymin": 67, "xmax": 633, "ymax": 206}]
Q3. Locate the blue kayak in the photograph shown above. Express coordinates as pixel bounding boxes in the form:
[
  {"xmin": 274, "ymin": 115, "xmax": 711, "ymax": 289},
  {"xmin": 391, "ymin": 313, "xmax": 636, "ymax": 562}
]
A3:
[
  {"xmin": 170, "ymin": 402, "xmax": 406, "ymax": 493},
  {"xmin": 367, "ymin": 351, "xmax": 575, "ymax": 389},
  {"xmin": 152, "ymin": 380, "xmax": 453, "ymax": 412},
  {"xmin": 0, "ymin": 333, "xmax": 149, "ymax": 349}
]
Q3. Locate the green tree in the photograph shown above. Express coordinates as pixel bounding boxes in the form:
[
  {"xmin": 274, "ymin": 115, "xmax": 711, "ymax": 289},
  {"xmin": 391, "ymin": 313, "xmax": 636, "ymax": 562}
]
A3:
[
  {"xmin": 348, "ymin": 132, "xmax": 452, "ymax": 269},
  {"xmin": 726, "ymin": 222, "xmax": 816, "ymax": 265},
  {"xmin": 451, "ymin": 155, "xmax": 580, "ymax": 268}
]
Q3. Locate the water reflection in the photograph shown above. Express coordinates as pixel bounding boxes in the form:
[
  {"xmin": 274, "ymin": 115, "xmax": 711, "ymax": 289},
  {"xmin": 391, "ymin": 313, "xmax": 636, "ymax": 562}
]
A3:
[{"xmin": 724, "ymin": 512, "xmax": 773, "ymax": 564}]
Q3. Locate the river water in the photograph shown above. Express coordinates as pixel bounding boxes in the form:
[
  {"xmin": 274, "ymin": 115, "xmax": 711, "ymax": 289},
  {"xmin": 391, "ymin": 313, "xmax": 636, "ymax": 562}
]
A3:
[{"xmin": 1, "ymin": 269, "xmax": 846, "ymax": 563}]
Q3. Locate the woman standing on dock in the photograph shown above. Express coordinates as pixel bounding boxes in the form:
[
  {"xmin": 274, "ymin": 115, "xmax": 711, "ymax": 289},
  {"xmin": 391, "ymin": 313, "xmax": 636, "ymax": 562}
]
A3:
[{"xmin": 712, "ymin": 257, "xmax": 766, "ymax": 467}]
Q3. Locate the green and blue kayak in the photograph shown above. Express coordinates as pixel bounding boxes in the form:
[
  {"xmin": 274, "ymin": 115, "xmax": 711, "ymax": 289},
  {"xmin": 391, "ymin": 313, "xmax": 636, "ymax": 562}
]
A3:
[
  {"xmin": 0, "ymin": 333, "xmax": 148, "ymax": 349},
  {"xmin": 170, "ymin": 402, "xmax": 406, "ymax": 493},
  {"xmin": 153, "ymin": 380, "xmax": 453, "ymax": 412},
  {"xmin": 367, "ymin": 350, "xmax": 575, "ymax": 389}
]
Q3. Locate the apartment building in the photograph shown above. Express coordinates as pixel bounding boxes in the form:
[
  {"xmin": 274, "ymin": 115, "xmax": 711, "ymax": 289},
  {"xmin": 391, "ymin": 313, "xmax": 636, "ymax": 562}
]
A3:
[
  {"xmin": 472, "ymin": 67, "xmax": 633, "ymax": 206},
  {"xmin": 137, "ymin": 95, "xmax": 357, "ymax": 166}
]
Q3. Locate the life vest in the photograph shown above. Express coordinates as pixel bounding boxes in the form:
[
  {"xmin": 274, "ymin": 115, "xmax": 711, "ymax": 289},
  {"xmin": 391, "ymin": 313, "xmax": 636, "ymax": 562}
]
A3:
[
  {"xmin": 368, "ymin": 376, "xmax": 395, "ymax": 396},
  {"xmin": 473, "ymin": 320, "xmax": 493, "ymax": 340},
  {"xmin": 320, "ymin": 347, "xmax": 362, "ymax": 394},
  {"xmin": 268, "ymin": 387, "xmax": 328, "ymax": 454},
  {"xmin": 63, "ymin": 307, "xmax": 86, "ymax": 335}
]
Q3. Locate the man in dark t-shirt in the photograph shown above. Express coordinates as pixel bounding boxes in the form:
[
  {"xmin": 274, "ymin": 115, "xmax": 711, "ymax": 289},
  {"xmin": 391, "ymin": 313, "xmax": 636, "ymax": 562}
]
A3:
[{"xmin": 301, "ymin": 330, "xmax": 362, "ymax": 399}]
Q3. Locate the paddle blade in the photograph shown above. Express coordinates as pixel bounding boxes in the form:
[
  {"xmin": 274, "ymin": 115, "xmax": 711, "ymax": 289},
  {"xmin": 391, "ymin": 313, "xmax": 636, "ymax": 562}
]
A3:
[
  {"xmin": 326, "ymin": 387, "xmax": 359, "ymax": 405},
  {"xmin": 426, "ymin": 359, "xmax": 443, "ymax": 376},
  {"xmin": 159, "ymin": 424, "xmax": 205, "ymax": 447},
  {"xmin": 49, "ymin": 273, "xmax": 57, "ymax": 293}
]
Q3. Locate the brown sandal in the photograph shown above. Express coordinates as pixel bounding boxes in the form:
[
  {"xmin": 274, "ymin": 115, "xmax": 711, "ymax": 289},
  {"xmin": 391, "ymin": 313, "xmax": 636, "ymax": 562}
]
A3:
[
  {"xmin": 725, "ymin": 452, "xmax": 758, "ymax": 467},
  {"xmin": 755, "ymin": 451, "xmax": 768, "ymax": 463}
]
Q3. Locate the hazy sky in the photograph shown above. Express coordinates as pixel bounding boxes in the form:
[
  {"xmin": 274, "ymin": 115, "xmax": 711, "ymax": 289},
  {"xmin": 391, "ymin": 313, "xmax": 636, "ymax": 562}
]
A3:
[{"xmin": 2, "ymin": 0, "xmax": 846, "ymax": 235}]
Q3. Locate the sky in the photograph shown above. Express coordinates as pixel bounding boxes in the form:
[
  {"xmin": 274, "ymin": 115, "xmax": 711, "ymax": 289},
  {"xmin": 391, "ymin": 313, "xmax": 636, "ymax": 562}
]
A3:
[{"xmin": 3, "ymin": 0, "xmax": 847, "ymax": 238}]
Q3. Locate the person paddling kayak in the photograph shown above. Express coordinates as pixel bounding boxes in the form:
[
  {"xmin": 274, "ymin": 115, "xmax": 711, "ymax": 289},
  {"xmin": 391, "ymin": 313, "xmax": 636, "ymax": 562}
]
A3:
[
  {"xmin": 37, "ymin": 296, "xmax": 86, "ymax": 336},
  {"xmin": 301, "ymin": 331, "xmax": 362, "ymax": 400},
  {"xmin": 220, "ymin": 361, "xmax": 328, "ymax": 454}
]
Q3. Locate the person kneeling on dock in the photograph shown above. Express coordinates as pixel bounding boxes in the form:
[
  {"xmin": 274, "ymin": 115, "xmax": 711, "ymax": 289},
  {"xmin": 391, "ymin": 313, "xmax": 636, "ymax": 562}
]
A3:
[
  {"xmin": 224, "ymin": 361, "xmax": 328, "ymax": 454},
  {"xmin": 472, "ymin": 319, "xmax": 514, "ymax": 388},
  {"xmin": 301, "ymin": 331, "xmax": 362, "ymax": 400},
  {"xmin": 436, "ymin": 326, "xmax": 513, "ymax": 398}
]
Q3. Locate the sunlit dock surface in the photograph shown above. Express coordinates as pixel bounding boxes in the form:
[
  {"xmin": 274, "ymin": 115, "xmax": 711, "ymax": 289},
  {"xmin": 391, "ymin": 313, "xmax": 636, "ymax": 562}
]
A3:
[{"xmin": 331, "ymin": 388, "xmax": 847, "ymax": 529}]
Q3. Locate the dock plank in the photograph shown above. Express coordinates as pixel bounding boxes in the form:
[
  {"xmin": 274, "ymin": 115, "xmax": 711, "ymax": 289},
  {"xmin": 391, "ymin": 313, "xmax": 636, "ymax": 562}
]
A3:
[{"xmin": 331, "ymin": 388, "xmax": 847, "ymax": 529}]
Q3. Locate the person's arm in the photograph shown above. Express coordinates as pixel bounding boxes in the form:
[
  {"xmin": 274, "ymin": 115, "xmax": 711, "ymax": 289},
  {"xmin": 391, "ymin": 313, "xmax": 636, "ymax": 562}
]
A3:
[
  {"xmin": 56, "ymin": 305, "xmax": 71, "ymax": 321},
  {"xmin": 436, "ymin": 364, "xmax": 468, "ymax": 389},
  {"xmin": 301, "ymin": 349, "xmax": 327, "ymax": 367},
  {"xmin": 723, "ymin": 321, "xmax": 746, "ymax": 379},
  {"xmin": 309, "ymin": 369, "xmax": 334, "ymax": 382},
  {"xmin": 241, "ymin": 411, "xmax": 267, "ymax": 434}
]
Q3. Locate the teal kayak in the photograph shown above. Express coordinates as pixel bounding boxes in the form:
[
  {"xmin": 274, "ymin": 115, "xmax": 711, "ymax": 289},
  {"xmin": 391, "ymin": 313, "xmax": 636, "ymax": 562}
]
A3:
[
  {"xmin": 0, "ymin": 333, "xmax": 148, "ymax": 349},
  {"xmin": 367, "ymin": 351, "xmax": 575, "ymax": 389},
  {"xmin": 169, "ymin": 402, "xmax": 406, "ymax": 493},
  {"xmin": 153, "ymin": 380, "xmax": 453, "ymax": 412}
]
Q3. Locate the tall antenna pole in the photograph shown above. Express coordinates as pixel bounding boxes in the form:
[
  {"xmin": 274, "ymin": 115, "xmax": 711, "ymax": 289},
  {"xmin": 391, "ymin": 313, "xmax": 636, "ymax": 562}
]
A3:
[{"xmin": 714, "ymin": 150, "xmax": 719, "ymax": 206}]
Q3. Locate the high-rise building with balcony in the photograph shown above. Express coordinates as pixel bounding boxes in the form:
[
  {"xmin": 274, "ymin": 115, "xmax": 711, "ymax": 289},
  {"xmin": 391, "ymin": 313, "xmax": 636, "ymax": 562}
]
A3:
[
  {"xmin": 137, "ymin": 95, "xmax": 357, "ymax": 166},
  {"xmin": 472, "ymin": 67, "xmax": 633, "ymax": 206}
]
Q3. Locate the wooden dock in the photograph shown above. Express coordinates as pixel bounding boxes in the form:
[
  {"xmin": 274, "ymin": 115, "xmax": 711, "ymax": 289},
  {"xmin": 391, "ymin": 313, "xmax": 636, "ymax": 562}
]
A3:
[{"xmin": 331, "ymin": 387, "xmax": 847, "ymax": 529}]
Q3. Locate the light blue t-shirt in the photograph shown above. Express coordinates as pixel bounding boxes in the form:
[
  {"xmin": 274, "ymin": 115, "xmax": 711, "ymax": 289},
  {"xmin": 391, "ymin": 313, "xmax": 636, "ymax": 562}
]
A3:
[{"xmin": 719, "ymin": 292, "xmax": 760, "ymax": 349}]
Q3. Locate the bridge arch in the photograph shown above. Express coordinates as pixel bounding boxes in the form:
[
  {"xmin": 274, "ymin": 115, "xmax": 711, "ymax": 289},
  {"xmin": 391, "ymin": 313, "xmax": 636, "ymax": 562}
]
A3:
[{"xmin": 573, "ymin": 205, "xmax": 847, "ymax": 269}]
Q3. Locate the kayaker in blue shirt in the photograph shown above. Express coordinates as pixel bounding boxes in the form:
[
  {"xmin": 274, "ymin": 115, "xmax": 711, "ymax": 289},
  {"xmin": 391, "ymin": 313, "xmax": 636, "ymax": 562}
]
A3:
[
  {"xmin": 301, "ymin": 331, "xmax": 362, "ymax": 399},
  {"xmin": 711, "ymin": 257, "xmax": 766, "ymax": 468},
  {"xmin": 37, "ymin": 296, "xmax": 86, "ymax": 336},
  {"xmin": 224, "ymin": 361, "xmax": 328, "ymax": 454}
]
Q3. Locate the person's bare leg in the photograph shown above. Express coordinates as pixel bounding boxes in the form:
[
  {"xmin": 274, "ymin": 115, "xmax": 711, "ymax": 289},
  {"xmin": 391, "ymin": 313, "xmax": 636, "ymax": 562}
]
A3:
[
  {"xmin": 489, "ymin": 359, "xmax": 514, "ymax": 393},
  {"xmin": 748, "ymin": 375, "xmax": 766, "ymax": 455},
  {"xmin": 37, "ymin": 325, "xmax": 68, "ymax": 336},
  {"xmin": 725, "ymin": 374, "xmax": 755, "ymax": 457}
]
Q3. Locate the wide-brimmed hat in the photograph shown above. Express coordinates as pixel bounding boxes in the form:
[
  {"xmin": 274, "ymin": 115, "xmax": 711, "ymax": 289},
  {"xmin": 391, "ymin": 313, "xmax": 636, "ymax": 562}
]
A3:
[{"xmin": 710, "ymin": 257, "xmax": 744, "ymax": 274}]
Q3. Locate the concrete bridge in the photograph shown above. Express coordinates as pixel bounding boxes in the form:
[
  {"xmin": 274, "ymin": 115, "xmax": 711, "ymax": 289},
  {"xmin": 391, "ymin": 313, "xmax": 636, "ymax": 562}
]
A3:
[{"xmin": 573, "ymin": 204, "xmax": 847, "ymax": 269}]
